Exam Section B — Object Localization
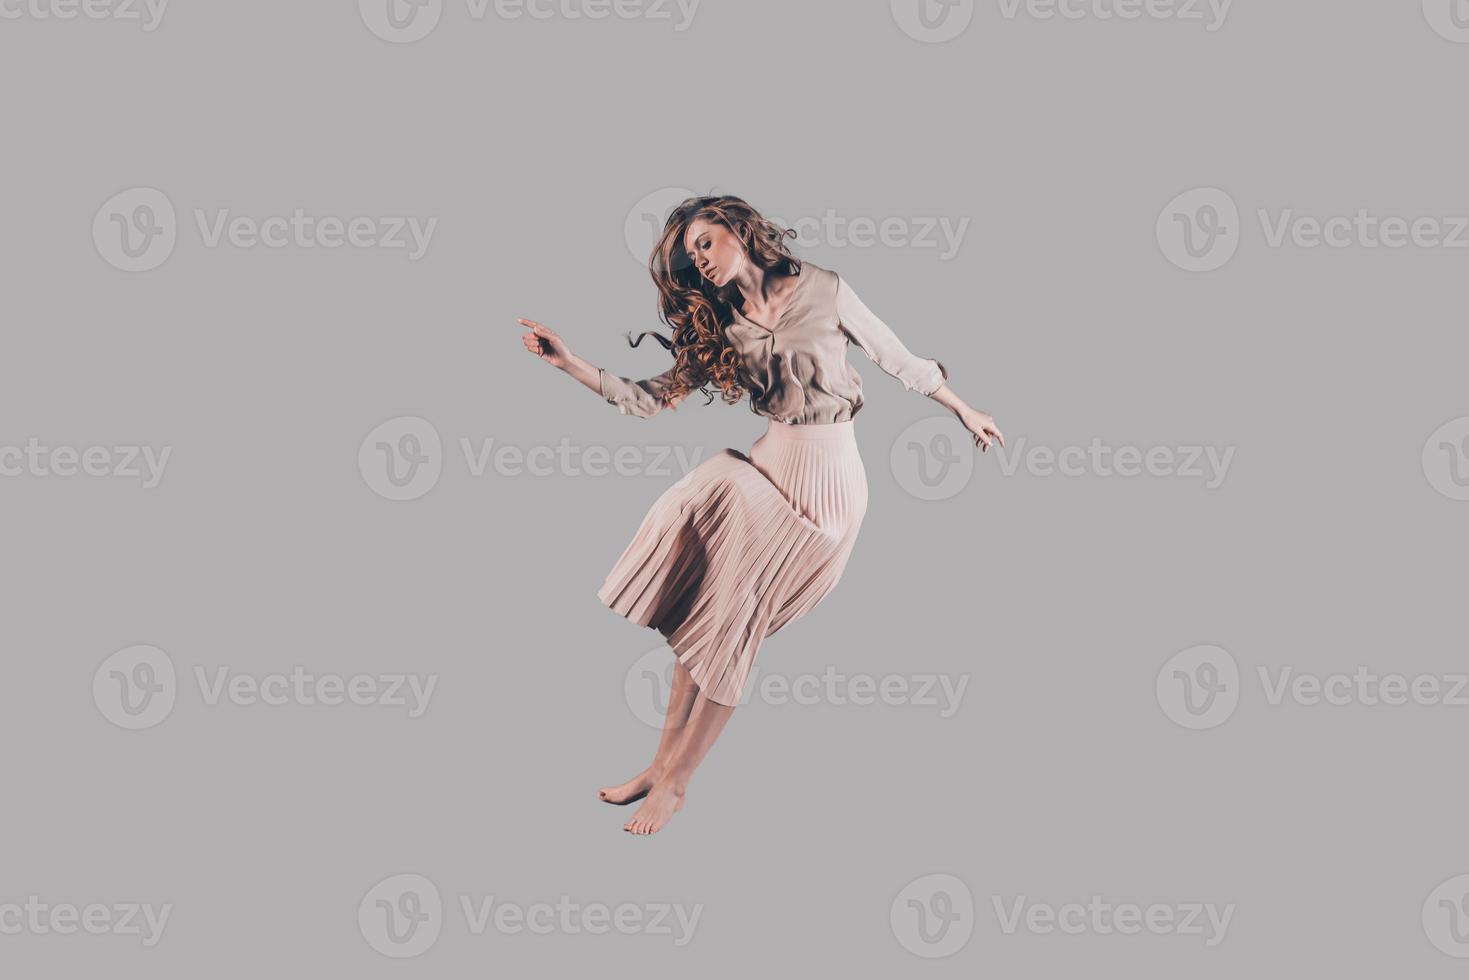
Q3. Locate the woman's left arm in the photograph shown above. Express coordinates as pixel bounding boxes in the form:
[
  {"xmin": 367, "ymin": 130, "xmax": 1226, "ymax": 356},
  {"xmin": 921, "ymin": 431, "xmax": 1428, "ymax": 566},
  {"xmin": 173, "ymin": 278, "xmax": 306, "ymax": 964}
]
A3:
[
  {"xmin": 923, "ymin": 382, "xmax": 1004, "ymax": 452},
  {"xmin": 835, "ymin": 273, "xmax": 1004, "ymax": 452}
]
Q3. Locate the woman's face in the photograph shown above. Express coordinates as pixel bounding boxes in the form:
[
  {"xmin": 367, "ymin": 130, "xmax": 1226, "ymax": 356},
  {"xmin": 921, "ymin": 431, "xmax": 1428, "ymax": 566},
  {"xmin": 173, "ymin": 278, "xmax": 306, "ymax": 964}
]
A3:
[{"xmin": 681, "ymin": 217, "xmax": 746, "ymax": 288}]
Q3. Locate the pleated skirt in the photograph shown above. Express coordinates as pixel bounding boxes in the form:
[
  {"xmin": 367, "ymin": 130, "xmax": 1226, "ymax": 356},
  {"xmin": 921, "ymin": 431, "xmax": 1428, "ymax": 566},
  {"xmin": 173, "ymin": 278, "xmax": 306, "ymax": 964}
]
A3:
[{"xmin": 596, "ymin": 417, "xmax": 869, "ymax": 707}]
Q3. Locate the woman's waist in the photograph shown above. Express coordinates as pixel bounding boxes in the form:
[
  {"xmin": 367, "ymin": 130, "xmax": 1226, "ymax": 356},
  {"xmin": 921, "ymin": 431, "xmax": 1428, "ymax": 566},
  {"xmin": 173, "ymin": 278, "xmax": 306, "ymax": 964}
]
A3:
[{"xmin": 760, "ymin": 416, "xmax": 858, "ymax": 442}]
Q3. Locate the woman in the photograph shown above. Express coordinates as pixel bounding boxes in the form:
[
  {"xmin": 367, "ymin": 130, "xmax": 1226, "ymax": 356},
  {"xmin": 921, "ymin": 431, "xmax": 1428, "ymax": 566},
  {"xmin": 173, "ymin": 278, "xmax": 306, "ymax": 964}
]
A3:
[{"xmin": 519, "ymin": 195, "xmax": 1003, "ymax": 835}]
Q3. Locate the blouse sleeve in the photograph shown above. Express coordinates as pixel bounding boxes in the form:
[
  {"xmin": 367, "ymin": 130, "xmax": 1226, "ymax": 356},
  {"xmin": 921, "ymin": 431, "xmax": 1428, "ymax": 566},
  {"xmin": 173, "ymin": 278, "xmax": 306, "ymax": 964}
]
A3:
[
  {"xmin": 598, "ymin": 364, "xmax": 680, "ymax": 418},
  {"xmin": 834, "ymin": 273, "xmax": 949, "ymax": 396}
]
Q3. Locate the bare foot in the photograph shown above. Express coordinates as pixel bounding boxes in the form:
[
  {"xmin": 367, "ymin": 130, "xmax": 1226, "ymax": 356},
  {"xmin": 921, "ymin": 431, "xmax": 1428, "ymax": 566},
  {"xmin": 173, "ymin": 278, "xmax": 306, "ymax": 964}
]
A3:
[
  {"xmin": 624, "ymin": 783, "xmax": 685, "ymax": 835},
  {"xmin": 598, "ymin": 767, "xmax": 659, "ymax": 806}
]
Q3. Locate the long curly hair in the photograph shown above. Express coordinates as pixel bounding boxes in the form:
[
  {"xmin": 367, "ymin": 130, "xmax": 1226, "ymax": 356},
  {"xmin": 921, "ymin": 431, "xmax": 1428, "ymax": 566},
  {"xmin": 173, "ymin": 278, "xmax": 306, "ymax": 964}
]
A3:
[{"xmin": 620, "ymin": 194, "xmax": 801, "ymax": 413}]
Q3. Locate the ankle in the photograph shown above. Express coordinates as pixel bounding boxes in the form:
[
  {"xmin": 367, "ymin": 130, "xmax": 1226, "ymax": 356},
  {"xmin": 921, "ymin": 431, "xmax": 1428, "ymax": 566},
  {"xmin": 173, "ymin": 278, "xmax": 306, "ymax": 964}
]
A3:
[{"xmin": 659, "ymin": 771, "xmax": 691, "ymax": 796}]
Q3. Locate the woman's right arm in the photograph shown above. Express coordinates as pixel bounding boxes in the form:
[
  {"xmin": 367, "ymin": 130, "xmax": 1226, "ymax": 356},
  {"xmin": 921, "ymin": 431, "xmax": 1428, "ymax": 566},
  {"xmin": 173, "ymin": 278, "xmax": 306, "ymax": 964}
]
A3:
[{"xmin": 519, "ymin": 317, "xmax": 678, "ymax": 419}]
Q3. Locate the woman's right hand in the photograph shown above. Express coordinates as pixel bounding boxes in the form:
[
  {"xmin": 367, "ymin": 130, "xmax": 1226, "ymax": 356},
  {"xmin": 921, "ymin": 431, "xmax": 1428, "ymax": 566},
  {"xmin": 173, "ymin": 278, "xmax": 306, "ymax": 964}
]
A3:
[{"xmin": 519, "ymin": 317, "xmax": 573, "ymax": 371}]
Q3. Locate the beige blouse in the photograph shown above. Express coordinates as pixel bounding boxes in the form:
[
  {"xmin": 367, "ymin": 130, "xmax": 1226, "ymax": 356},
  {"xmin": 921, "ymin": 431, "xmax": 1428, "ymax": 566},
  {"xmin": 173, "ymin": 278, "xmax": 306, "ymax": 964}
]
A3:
[{"xmin": 597, "ymin": 260, "xmax": 948, "ymax": 424}]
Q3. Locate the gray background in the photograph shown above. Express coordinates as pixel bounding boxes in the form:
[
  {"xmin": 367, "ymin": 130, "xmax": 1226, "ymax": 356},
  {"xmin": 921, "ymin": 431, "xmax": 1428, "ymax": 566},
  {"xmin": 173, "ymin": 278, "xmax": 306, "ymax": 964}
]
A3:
[{"xmin": 3, "ymin": 0, "xmax": 1467, "ymax": 974}]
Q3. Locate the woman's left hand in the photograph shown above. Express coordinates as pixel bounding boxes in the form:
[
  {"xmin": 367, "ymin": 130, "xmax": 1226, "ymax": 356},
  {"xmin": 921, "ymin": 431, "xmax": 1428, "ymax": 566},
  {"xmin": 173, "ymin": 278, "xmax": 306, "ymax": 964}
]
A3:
[{"xmin": 960, "ymin": 409, "xmax": 1005, "ymax": 453}]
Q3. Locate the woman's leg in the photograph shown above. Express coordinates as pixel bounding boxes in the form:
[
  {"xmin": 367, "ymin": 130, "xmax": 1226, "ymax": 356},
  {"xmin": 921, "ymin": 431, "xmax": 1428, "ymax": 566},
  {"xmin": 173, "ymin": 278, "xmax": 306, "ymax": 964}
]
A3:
[
  {"xmin": 599, "ymin": 655, "xmax": 698, "ymax": 804},
  {"xmin": 624, "ymin": 687, "xmax": 736, "ymax": 835}
]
